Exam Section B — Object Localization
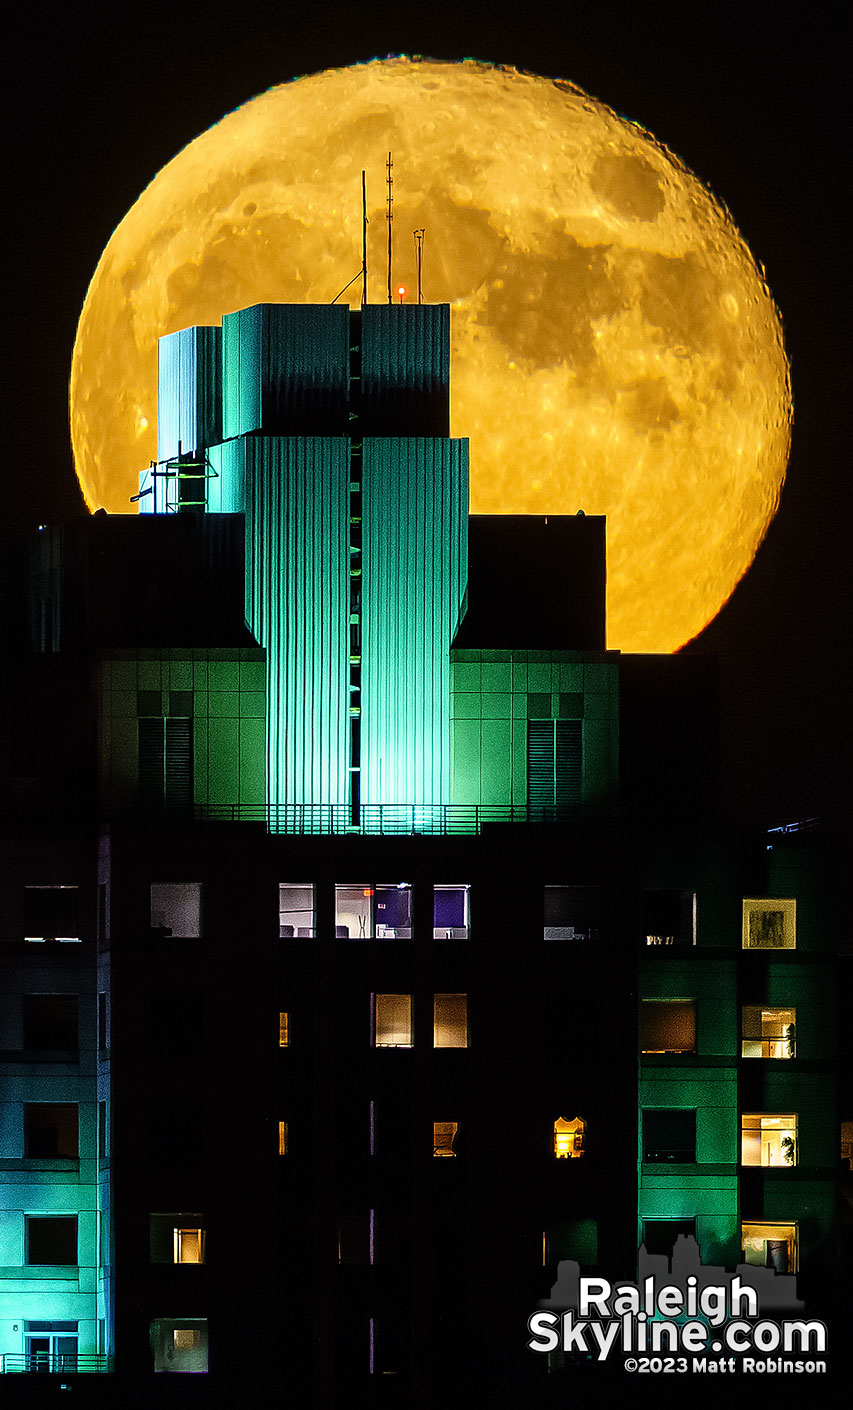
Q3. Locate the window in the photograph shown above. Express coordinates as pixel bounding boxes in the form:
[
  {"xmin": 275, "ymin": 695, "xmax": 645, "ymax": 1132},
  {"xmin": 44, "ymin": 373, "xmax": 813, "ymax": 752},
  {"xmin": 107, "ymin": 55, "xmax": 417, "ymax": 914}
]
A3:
[
  {"xmin": 742, "ymin": 898, "xmax": 796, "ymax": 950},
  {"xmin": 642, "ymin": 1109, "xmax": 696, "ymax": 1163},
  {"xmin": 544, "ymin": 886, "xmax": 600, "ymax": 941},
  {"xmin": 527, "ymin": 720, "xmax": 582, "ymax": 811},
  {"xmin": 553, "ymin": 1116, "xmax": 585, "ymax": 1158},
  {"xmin": 149, "ymin": 1213, "xmax": 205, "ymax": 1262},
  {"xmin": 278, "ymin": 1121, "xmax": 289, "ymax": 1155},
  {"xmin": 150, "ymin": 882, "xmax": 202, "ymax": 937},
  {"xmin": 150, "ymin": 1318, "xmax": 209, "ymax": 1373},
  {"xmin": 433, "ymin": 884, "xmax": 470, "ymax": 938},
  {"xmin": 337, "ymin": 1214, "xmax": 372, "ymax": 1264},
  {"xmin": 26, "ymin": 1216, "xmax": 78, "ymax": 1266},
  {"xmin": 374, "ymin": 994, "xmax": 412, "ymax": 1047},
  {"xmin": 433, "ymin": 993, "xmax": 468, "ymax": 1048},
  {"xmin": 279, "ymin": 883, "xmax": 314, "ymax": 937},
  {"xmin": 741, "ymin": 1114, "xmax": 797, "ymax": 1166},
  {"xmin": 138, "ymin": 717, "xmax": 193, "ymax": 813},
  {"xmin": 174, "ymin": 1228, "xmax": 205, "ymax": 1264},
  {"xmin": 640, "ymin": 1001, "xmax": 696, "ymax": 1053},
  {"xmin": 336, "ymin": 884, "xmax": 412, "ymax": 939},
  {"xmin": 643, "ymin": 890, "xmax": 696, "ymax": 946},
  {"xmin": 279, "ymin": 1012, "xmax": 290, "ymax": 1047},
  {"xmin": 98, "ymin": 992, "xmax": 108, "ymax": 1052},
  {"xmin": 642, "ymin": 1219, "xmax": 697, "ymax": 1257},
  {"xmin": 433, "ymin": 1121, "xmax": 459, "ymax": 1157},
  {"xmin": 24, "ymin": 885, "xmax": 79, "ymax": 942},
  {"xmin": 543, "ymin": 1219, "xmax": 598, "ymax": 1265},
  {"xmin": 741, "ymin": 1222, "xmax": 797, "ymax": 1272},
  {"xmin": 22, "ymin": 995, "xmax": 78, "ymax": 1051},
  {"xmin": 741, "ymin": 1006, "xmax": 796, "ymax": 1058},
  {"xmin": 24, "ymin": 1105, "xmax": 78, "ymax": 1158},
  {"xmin": 841, "ymin": 1121, "xmax": 853, "ymax": 1171}
]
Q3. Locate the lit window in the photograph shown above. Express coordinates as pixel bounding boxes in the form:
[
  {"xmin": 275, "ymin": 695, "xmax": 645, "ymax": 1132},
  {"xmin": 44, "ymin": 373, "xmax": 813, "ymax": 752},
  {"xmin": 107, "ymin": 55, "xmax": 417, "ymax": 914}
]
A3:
[
  {"xmin": 643, "ymin": 889, "xmax": 696, "ymax": 946},
  {"xmin": 841, "ymin": 1121, "xmax": 853, "ymax": 1171},
  {"xmin": 741, "ymin": 1006, "xmax": 796, "ymax": 1058},
  {"xmin": 149, "ymin": 1213, "xmax": 204, "ymax": 1262},
  {"xmin": 279, "ymin": 1012, "xmax": 289, "ymax": 1047},
  {"xmin": 553, "ymin": 1116, "xmax": 585, "ymax": 1159},
  {"xmin": 24, "ymin": 1104, "xmax": 78, "ymax": 1158},
  {"xmin": 24, "ymin": 885, "xmax": 80, "ymax": 943},
  {"xmin": 150, "ymin": 1318, "xmax": 208, "ymax": 1373},
  {"xmin": 642, "ymin": 1109, "xmax": 696, "ymax": 1163},
  {"xmin": 544, "ymin": 886, "xmax": 600, "ymax": 941},
  {"xmin": 742, "ymin": 898, "xmax": 796, "ymax": 950},
  {"xmin": 374, "ymin": 994, "xmax": 412, "ymax": 1047},
  {"xmin": 741, "ymin": 1114, "xmax": 797, "ymax": 1166},
  {"xmin": 640, "ymin": 1001, "xmax": 696, "ymax": 1053},
  {"xmin": 150, "ymin": 883, "xmax": 202, "ymax": 937},
  {"xmin": 173, "ymin": 1228, "xmax": 205, "ymax": 1264},
  {"xmin": 278, "ymin": 1121, "xmax": 288, "ymax": 1155},
  {"xmin": 433, "ymin": 993, "xmax": 468, "ymax": 1048},
  {"xmin": 279, "ymin": 883, "xmax": 314, "ymax": 937},
  {"xmin": 336, "ymin": 884, "xmax": 412, "ymax": 939},
  {"xmin": 433, "ymin": 885, "xmax": 470, "ymax": 938},
  {"xmin": 741, "ymin": 1222, "xmax": 797, "ymax": 1272},
  {"xmin": 433, "ymin": 1121, "xmax": 459, "ymax": 1157}
]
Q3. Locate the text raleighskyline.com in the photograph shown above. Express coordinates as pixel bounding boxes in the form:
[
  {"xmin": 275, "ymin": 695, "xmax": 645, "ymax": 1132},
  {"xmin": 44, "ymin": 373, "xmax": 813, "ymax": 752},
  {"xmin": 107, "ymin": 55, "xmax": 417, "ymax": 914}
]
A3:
[{"xmin": 527, "ymin": 1273, "xmax": 827, "ymax": 1361}]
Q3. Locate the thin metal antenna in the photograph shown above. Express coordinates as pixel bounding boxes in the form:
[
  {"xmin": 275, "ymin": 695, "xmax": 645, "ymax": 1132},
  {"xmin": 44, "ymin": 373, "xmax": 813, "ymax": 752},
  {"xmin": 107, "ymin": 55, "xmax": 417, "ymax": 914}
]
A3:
[
  {"xmin": 386, "ymin": 151, "xmax": 393, "ymax": 305},
  {"xmin": 362, "ymin": 170, "xmax": 368, "ymax": 306},
  {"xmin": 413, "ymin": 229, "xmax": 424, "ymax": 305}
]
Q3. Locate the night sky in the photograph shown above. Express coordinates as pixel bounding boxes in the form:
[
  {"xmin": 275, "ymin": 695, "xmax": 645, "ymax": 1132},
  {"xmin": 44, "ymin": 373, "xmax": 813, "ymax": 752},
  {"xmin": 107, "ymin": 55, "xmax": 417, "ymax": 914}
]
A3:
[{"xmin": 4, "ymin": 2, "xmax": 848, "ymax": 822}]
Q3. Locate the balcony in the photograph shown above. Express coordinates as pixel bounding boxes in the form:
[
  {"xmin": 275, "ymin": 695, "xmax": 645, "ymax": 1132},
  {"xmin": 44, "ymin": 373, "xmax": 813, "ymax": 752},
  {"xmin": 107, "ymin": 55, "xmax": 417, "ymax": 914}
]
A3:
[{"xmin": 0, "ymin": 1353, "xmax": 112, "ymax": 1374}]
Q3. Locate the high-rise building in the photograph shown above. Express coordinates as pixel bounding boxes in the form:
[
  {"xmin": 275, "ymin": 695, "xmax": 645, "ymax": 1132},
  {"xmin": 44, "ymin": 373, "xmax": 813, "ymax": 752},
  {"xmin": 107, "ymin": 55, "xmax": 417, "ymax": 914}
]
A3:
[{"xmin": 0, "ymin": 303, "xmax": 847, "ymax": 1404}]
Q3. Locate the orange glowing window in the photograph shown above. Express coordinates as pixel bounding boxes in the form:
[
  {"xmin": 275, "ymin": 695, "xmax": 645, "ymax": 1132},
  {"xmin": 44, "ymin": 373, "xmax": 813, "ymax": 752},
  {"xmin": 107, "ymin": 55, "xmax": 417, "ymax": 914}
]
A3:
[
  {"xmin": 279, "ymin": 1012, "xmax": 289, "ymax": 1047},
  {"xmin": 554, "ymin": 1116, "xmax": 585, "ymax": 1158}
]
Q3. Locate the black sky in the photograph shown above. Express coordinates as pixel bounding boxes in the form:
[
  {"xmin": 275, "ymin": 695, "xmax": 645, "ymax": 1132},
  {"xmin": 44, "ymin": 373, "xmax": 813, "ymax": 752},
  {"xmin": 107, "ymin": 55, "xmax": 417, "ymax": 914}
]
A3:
[{"xmin": 3, "ymin": 1, "xmax": 849, "ymax": 822}]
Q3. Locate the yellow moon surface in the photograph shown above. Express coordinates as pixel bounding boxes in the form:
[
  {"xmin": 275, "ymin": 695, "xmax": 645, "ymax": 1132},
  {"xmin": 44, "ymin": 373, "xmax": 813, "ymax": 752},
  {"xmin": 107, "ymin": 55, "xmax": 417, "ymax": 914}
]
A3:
[{"xmin": 70, "ymin": 58, "xmax": 790, "ymax": 653}]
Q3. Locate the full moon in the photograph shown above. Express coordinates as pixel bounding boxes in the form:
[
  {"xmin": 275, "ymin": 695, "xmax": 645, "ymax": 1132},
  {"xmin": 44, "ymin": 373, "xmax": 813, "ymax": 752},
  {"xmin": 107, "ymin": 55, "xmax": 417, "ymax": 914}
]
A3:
[{"xmin": 70, "ymin": 58, "xmax": 790, "ymax": 653}]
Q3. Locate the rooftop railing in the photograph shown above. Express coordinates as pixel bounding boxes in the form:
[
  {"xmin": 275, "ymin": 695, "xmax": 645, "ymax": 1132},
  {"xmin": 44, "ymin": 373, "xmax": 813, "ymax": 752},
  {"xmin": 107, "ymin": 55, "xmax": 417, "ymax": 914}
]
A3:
[{"xmin": 191, "ymin": 802, "xmax": 608, "ymax": 834}]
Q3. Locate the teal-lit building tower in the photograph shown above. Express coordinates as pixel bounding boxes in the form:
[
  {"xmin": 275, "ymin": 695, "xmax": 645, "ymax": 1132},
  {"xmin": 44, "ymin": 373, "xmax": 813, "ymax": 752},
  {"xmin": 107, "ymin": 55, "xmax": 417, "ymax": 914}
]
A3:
[{"xmin": 138, "ymin": 303, "xmax": 467, "ymax": 830}]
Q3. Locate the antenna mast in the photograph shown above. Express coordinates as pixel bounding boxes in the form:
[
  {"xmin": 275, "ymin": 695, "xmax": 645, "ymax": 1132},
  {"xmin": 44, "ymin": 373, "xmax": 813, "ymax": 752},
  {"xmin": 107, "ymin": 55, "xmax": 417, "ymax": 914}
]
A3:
[
  {"xmin": 413, "ymin": 228, "xmax": 424, "ymax": 305},
  {"xmin": 362, "ymin": 170, "xmax": 368, "ymax": 305},
  {"xmin": 386, "ymin": 151, "xmax": 393, "ymax": 305}
]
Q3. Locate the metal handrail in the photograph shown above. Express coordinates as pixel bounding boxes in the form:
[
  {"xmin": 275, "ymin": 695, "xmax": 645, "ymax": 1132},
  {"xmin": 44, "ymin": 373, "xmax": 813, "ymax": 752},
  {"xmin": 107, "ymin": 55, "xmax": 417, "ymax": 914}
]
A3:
[{"xmin": 0, "ymin": 1352, "xmax": 112, "ymax": 1374}]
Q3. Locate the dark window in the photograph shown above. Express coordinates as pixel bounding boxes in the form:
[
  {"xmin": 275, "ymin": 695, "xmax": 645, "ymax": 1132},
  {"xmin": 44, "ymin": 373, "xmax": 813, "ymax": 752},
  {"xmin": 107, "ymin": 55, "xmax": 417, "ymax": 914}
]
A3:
[
  {"xmin": 544, "ymin": 886, "xmax": 600, "ymax": 942},
  {"xmin": 27, "ymin": 1216, "xmax": 78, "ymax": 1265},
  {"xmin": 528, "ymin": 720, "xmax": 582, "ymax": 810},
  {"xmin": 642, "ymin": 1218, "xmax": 697, "ymax": 1257},
  {"xmin": 22, "ymin": 995, "xmax": 78, "ymax": 1051},
  {"xmin": 337, "ymin": 1215, "xmax": 371, "ymax": 1264},
  {"xmin": 24, "ymin": 1105, "xmax": 78, "ymax": 1158},
  {"xmin": 148, "ymin": 995, "xmax": 204, "ymax": 1058},
  {"xmin": 642, "ymin": 1109, "xmax": 696, "ymax": 1163},
  {"xmin": 98, "ymin": 993, "xmax": 108, "ymax": 1052},
  {"xmin": 169, "ymin": 691, "xmax": 193, "ymax": 716},
  {"xmin": 150, "ymin": 882, "xmax": 202, "ymax": 937},
  {"xmin": 137, "ymin": 690, "xmax": 161, "ymax": 716},
  {"xmin": 23, "ymin": 886, "xmax": 79, "ymax": 942},
  {"xmin": 99, "ymin": 1101, "xmax": 108, "ymax": 1159},
  {"xmin": 139, "ymin": 718, "xmax": 193, "ymax": 812},
  {"xmin": 558, "ymin": 692, "xmax": 583, "ymax": 718},
  {"xmin": 640, "ymin": 1001, "xmax": 696, "ymax": 1053},
  {"xmin": 644, "ymin": 890, "xmax": 696, "ymax": 946}
]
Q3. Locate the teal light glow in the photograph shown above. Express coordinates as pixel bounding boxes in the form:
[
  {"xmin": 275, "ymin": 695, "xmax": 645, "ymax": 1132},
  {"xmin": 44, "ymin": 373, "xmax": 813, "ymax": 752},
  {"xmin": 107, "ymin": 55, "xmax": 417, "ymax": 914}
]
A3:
[
  {"xmin": 361, "ymin": 437, "xmax": 468, "ymax": 811},
  {"xmin": 244, "ymin": 437, "xmax": 350, "ymax": 818}
]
